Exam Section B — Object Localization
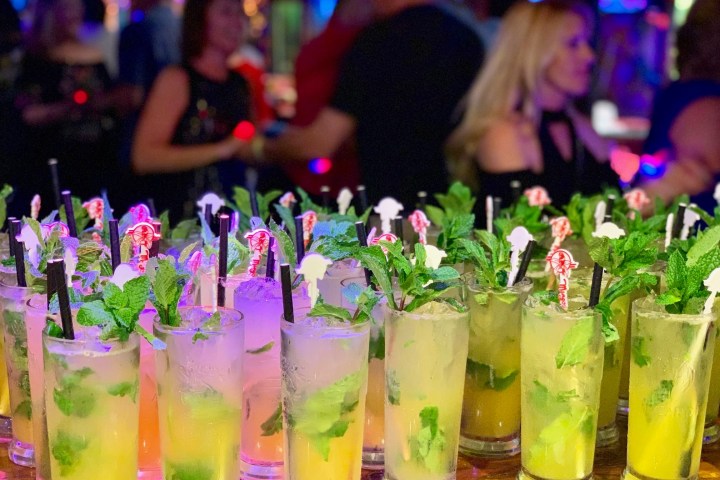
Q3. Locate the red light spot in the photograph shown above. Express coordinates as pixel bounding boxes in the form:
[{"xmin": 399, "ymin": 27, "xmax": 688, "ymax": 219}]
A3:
[
  {"xmin": 309, "ymin": 157, "xmax": 332, "ymax": 175},
  {"xmin": 233, "ymin": 121, "xmax": 256, "ymax": 141},
  {"xmin": 73, "ymin": 90, "xmax": 88, "ymax": 105}
]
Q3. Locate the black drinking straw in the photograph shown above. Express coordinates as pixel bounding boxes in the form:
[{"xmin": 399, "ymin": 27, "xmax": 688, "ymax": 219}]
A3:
[
  {"xmin": 355, "ymin": 221, "xmax": 373, "ymax": 288},
  {"xmin": 671, "ymin": 203, "xmax": 686, "ymax": 240},
  {"xmin": 7, "ymin": 218, "xmax": 17, "ymax": 258},
  {"xmin": 249, "ymin": 188, "xmax": 260, "ymax": 218},
  {"xmin": 493, "ymin": 197, "xmax": 502, "ymax": 222},
  {"xmin": 606, "ymin": 195, "xmax": 615, "ymax": 217},
  {"xmin": 514, "ymin": 240, "xmax": 536, "ymax": 285},
  {"xmin": 13, "ymin": 239, "xmax": 26, "ymax": 287},
  {"xmin": 394, "ymin": 216, "xmax": 404, "ymax": 245},
  {"xmin": 108, "ymin": 219, "xmax": 121, "ymax": 272},
  {"xmin": 588, "ymin": 262, "xmax": 604, "ymax": 308},
  {"xmin": 147, "ymin": 198, "xmax": 157, "ymax": 218},
  {"xmin": 48, "ymin": 159, "xmax": 61, "ymax": 209},
  {"xmin": 294, "ymin": 216, "xmax": 305, "ymax": 264},
  {"xmin": 149, "ymin": 221, "xmax": 162, "ymax": 258},
  {"xmin": 356, "ymin": 185, "xmax": 368, "ymax": 212},
  {"xmin": 61, "ymin": 191, "xmax": 78, "ymax": 238},
  {"xmin": 510, "ymin": 181, "xmax": 522, "ymax": 203},
  {"xmin": 417, "ymin": 191, "xmax": 427, "ymax": 211},
  {"xmin": 217, "ymin": 214, "xmax": 229, "ymax": 308},
  {"xmin": 321, "ymin": 186, "xmax": 331, "ymax": 211},
  {"xmin": 204, "ymin": 204, "xmax": 213, "ymax": 230},
  {"xmin": 280, "ymin": 263, "xmax": 294, "ymax": 323},
  {"xmin": 48, "ymin": 259, "xmax": 74, "ymax": 340},
  {"xmin": 265, "ymin": 237, "xmax": 276, "ymax": 279}
]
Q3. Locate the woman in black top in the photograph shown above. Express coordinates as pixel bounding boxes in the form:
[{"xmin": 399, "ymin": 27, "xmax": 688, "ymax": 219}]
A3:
[
  {"xmin": 447, "ymin": 0, "xmax": 618, "ymax": 210},
  {"xmin": 132, "ymin": 0, "xmax": 254, "ymax": 221}
]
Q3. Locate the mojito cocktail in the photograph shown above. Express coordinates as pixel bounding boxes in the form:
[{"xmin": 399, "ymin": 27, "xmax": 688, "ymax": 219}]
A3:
[
  {"xmin": 460, "ymin": 278, "xmax": 531, "ymax": 457},
  {"xmin": 281, "ymin": 309, "xmax": 369, "ymax": 480},
  {"xmin": 624, "ymin": 298, "xmax": 716, "ymax": 480},
  {"xmin": 384, "ymin": 302, "xmax": 470, "ymax": 480},
  {"xmin": 44, "ymin": 330, "xmax": 140, "ymax": 479},
  {"xmin": 154, "ymin": 306, "xmax": 244, "ymax": 480},
  {"xmin": 137, "ymin": 308, "xmax": 161, "ymax": 476},
  {"xmin": 317, "ymin": 259, "xmax": 362, "ymax": 306},
  {"xmin": 1, "ymin": 282, "xmax": 34, "ymax": 466},
  {"xmin": 704, "ymin": 329, "xmax": 720, "ymax": 444},
  {"xmin": 520, "ymin": 296, "xmax": 603, "ymax": 480}
]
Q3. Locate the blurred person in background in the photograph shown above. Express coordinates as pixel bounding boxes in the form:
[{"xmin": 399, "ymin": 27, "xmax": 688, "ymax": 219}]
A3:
[
  {"xmin": 132, "ymin": 0, "xmax": 255, "ymax": 222},
  {"xmin": 640, "ymin": 0, "xmax": 720, "ymax": 212},
  {"xmin": 447, "ymin": 0, "xmax": 617, "ymax": 212},
  {"xmin": 263, "ymin": 0, "xmax": 484, "ymax": 208},
  {"xmin": 280, "ymin": 0, "xmax": 374, "ymax": 196},
  {"xmin": 13, "ymin": 0, "xmax": 121, "ymax": 210}
]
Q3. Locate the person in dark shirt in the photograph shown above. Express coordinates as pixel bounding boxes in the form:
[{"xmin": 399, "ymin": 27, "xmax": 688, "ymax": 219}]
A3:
[
  {"xmin": 264, "ymin": 0, "xmax": 484, "ymax": 208},
  {"xmin": 640, "ymin": 0, "xmax": 720, "ymax": 212}
]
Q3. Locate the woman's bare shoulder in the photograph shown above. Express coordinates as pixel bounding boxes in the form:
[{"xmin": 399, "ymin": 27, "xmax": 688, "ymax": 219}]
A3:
[{"xmin": 478, "ymin": 115, "xmax": 539, "ymax": 172}]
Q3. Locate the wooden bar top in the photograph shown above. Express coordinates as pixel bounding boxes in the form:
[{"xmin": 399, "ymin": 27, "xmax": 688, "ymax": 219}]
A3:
[{"xmin": 0, "ymin": 419, "xmax": 717, "ymax": 479}]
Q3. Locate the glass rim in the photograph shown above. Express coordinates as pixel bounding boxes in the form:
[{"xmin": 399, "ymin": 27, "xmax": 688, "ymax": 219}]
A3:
[
  {"xmin": 384, "ymin": 301, "xmax": 468, "ymax": 321},
  {"xmin": 42, "ymin": 329, "xmax": 140, "ymax": 347},
  {"xmin": 523, "ymin": 294, "xmax": 598, "ymax": 318},
  {"xmin": 153, "ymin": 305, "xmax": 243, "ymax": 334},
  {"xmin": 632, "ymin": 297, "xmax": 715, "ymax": 325},
  {"xmin": 281, "ymin": 306, "xmax": 370, "ymax": 331},
  {"xmin": 466, "ymin": 276, "xmax": 532, "ymax": 293}
]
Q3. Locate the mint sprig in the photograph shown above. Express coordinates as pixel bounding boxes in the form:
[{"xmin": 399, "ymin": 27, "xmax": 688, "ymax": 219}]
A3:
[
  {"xmin": 354, "ymin": 242, "xmax": 462, "ymax": 312},
  {"xmin": 147, "ymin": 258, "xmax": 190, "ymax": 327},
  {"xmin": 658, "ymin": 247, "xmax": 720, "ymax": 314},
  {"xmin": 460, "ymin": 231, "xmax": 511, "ymax": 289},
  {"xmin": 424, "ymin": 182, "xmax": 476, "ymax": 265},
  {"xmin": 0, "ymin": 184, "xmax": 12, "ymax": 230},
  {"xmin": 495, "ymin": 196, "xmax": 549, "ymax": 239},
  {"xmin": 233, "ymin": 187, "xmax": 281, "ymax": 230}
]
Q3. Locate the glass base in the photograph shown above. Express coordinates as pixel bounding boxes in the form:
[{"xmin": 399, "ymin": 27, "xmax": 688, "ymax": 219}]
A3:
[
  {"xmin": 518, "ymin": 468, "xmax": 592, "ymax": 480},
  {"xmin": 0, "ymin": 416, "xmax": 11, "ymax": 443},
  {"xmin": 622, "ymin": 466, "xmax": 697, "ymax": 480},
  {"xmin": 239, "ymin": 459, "xmax": 283, "ymax": 479},
  {"xmin": 617, "ymin": 398, "xmax": 629, "ymax": 417},
  {"xmin": 596, "ymin": 422, "xmax": 620, "ymax": 447},
  {"xmin": 137, "ymin": 467, "xmax": 163, "ymax": 479},
  {"xmin": 386, "ymin": 473, "xmax": 455, "ymax": 480},
  {"xmin": 362, "ymin": 448, "xmax": 384, "ymax": 470},
  {"xmin": 459, "ymin": 433, "xmax": 520, "ymax": 457},
  {"xmin": 8, "ymin": 438, "xmax": 34, "ymax": 467},
  {"xmin": 704, "ymin": 420, "xmax": 720, "ymax": 445}
]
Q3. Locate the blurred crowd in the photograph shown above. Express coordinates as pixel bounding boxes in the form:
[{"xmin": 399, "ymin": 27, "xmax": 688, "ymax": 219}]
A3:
[{"xmin": 0, "ymin": 0, "xmax": 719, "ymax": 222}]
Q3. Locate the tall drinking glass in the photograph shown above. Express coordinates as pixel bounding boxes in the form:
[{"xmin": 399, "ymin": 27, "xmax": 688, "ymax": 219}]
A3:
[
  {"xmin": 384, "ymin": 302, "xmax": 470, "ymax": 480},
  {"xmin": 340, "ymin": 276, "xmax": 385, "ymax": 470},
  {"xmin": 460, "ymin": 278, "xmax": 531, "ymax": 457},
  {"xmin": 154, "ymin": 306, "xmax": 244, "ymax": 480},
  {"xmin": 519, "ymin": 296, "xmax": 604, "ymax": 480},
  {"xmin": 281, "ymin": 308, "xmax": 369, "ymax": 479},
  {"xmin": 44, "ymin": 330, "xmax": 141, "ymax": 479},
  {"xmin": 704, "ymin": 330, "xmax": 720, "ymax": 444},
  {"xmin": 317, "ymin": 259, "xmax": 363, "ymax": 306},
  {"xmin": 137, "ymin": 308, "xmax": 161, "ymax": 477},
  {"xmin": 623, "ymin": 298, "xmax": 716, "ymax": 480},
  {"xmin": 0, "ymin": 281, "xmax": 34, "ymax": 466}
]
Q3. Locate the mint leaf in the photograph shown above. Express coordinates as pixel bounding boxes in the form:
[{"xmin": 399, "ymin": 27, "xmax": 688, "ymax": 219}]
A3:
[
  {"xmin": 410, "ymin": 406, "xmax": 447, "ymax": 472},
  {"xmin": 632, "ymin": 336, "xmax": 651, "ymax": 367},
  {"xmin": 107, "ymin": 379, "xmax": 139, "ymax": 403},
  {"xmin": 167, "ymin": 462, "xmax": 214, "ymax": 480},
  {"xmin": 260, "ymin": 403, "xmax": 283, "ymax": 437},
  {"xmin": 687, "ymin": 225, "xmax": 720, "ymax": 267},
  {"xmin": 14, "ymin": 400, "xmax": 32, "ymax": 420},
  {"xmin": 52, "ymin": 430, "xmax": 89, "ymax": 476},
  {"xmin": 307, "ymin": 300, "xmax": 352, "ymax": 322},
  {"xmin": 192, "ymin": 332, "xmax": 209, "ymax": 344},
  {"xmin": 179, "ymin": 241, "xmax": 201, "ymax": 263},
  {"xmin": 54, "ymin": 369, "xmax": 96, "ymax": 418},
  {"xmin": 247, "ymin": 341, "xmax": 274, "ymax": 355},
  {"xmin": 269, "ymin": 220, "xmax": 297, "ymax": 269},
  {"xmin": 387, "ymin": 370, "xmax": 400, "ymax": 405},
  {"xmin": 466, "ymin": 359, "xmax": 518, "ymax": 392},
  {"xmin": 368, "ymin": 328, "xmax": 385, "ymax": 361},
  {"xmin": 646, "ymin": 379, "xmax": 673, "ymax": 407},
  {"xmin": 170, "ymin": 219, "xmax": 199, "ymax": 240},
  {"xmin": 150, "ymin": 258, "xmax": 186, "ymax": 327},
  {"xmin": 102, "ymin": 282, "xmax": 126, "ymax": 310},
  {"xmin": 555, "ymin": 316, "xmax": 595, "ymax": 368},
  {"xmin": 77, "ymin": 300, "xmax": 114, "ymax": 326},
  {"xmin": 666, "ymin": 250, "xmax": 687, "ymax": 293},
  {"xmin": 123, "ymin": 276, "xmax": 150, "ymax": 314}
]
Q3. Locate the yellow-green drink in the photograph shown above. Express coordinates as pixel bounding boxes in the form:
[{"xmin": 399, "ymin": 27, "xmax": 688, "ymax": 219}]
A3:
[
  {"xmin": 154, "ymin": 306, "xmax": 244, "ymax": 480},
  {"xmin": 281, "ymin": 310, "xmax": 369, "ymax": 480},
  {"xmin": 460, "ymin": 278, "xmax": 531, "ymax": 457},
  {"xmin": 624, "ymin": 298, "xmax": 716, "ymax": 480},
  {"xmin": 704, "ymin": 329, "xmax": 720, "ymax": 444},
  {"xmin": 44, "ymin": 330, "xmax": 140, "ymax": 479},
  {"xmin": 384, "ymin": 301, "xmax": 470, "ymax": 480},
  {"xmin": 519, "ymin": 296, "xmax": 603, "ymax": 480}
]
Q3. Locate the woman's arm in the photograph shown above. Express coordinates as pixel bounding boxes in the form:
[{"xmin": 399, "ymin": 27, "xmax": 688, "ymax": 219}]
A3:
[
  {"xmin": 641, "ymin": 98, "xmax": 720, "ymax": 203},
  {"xmin": 132, "ymin": 67, "xmax": 247, "ymax": 174}
]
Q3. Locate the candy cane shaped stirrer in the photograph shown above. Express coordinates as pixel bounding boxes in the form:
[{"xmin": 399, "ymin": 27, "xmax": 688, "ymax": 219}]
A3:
[
  {"xmin": 624, "ymin": 188, "xmax": 650, "ymax": 220},
  {"xmin": 408, "ymin": 210, "xmax": 431, "ymax": 245},
  {"xmin": 546, "ymin": 249, "xmax": 579, "ymax": 310},
  {"xmin": 126, "ymin": 222, "xmax": 155, "ymax": 273},
  {"xmin": 301, "ymin": 211, "xmax": 318, "ymax": 248},
  {"xmin": 83, "ymin": 197, "xmax": 105, "ymax": 230},
  {"xmin": 524, "ymin": 186, "xmax": 552, "ymax": 207},
  {"xmin": 371, "ymin": 232, "xmax": 399, "ymax": 256},
  {"xmin": 244, "ymin": 228, "xmax": 273, "ymax": 277}
]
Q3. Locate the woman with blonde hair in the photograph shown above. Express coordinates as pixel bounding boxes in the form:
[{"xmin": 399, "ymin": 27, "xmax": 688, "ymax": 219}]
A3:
[{"xmin": 447, "ymin": 0, "xmax": 617, "ymax": 209}]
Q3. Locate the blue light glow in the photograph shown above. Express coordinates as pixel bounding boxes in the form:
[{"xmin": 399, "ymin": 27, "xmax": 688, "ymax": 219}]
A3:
[{"xmin": 599, "ymin": 0, "xmax": 648, "ymax": 14}]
